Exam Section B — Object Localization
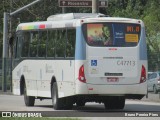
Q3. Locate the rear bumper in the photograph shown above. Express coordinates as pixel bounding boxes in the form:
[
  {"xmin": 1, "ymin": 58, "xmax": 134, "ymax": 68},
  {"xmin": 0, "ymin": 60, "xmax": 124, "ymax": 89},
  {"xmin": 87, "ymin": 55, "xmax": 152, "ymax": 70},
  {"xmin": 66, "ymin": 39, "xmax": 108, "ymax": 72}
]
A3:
[{"xmin": 76, "ymin": 81, "xmax": 147, "ymax": 97}]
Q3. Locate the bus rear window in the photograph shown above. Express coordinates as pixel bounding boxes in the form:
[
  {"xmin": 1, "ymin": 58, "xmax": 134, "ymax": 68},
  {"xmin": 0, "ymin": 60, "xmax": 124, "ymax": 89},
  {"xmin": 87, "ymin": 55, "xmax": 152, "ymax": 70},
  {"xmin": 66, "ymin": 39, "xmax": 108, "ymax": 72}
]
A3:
[{"xmin": 82, "ymin": 23, "xmax": 141, "ymax": 47}]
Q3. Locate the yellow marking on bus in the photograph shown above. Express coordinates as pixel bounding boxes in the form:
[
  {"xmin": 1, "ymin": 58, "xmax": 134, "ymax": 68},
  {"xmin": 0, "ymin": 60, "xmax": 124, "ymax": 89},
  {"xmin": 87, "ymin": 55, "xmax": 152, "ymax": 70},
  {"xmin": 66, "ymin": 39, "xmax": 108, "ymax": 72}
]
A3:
[{"xmin": 125, "ymin": 34, "xmax": 138, "ymax": 42}]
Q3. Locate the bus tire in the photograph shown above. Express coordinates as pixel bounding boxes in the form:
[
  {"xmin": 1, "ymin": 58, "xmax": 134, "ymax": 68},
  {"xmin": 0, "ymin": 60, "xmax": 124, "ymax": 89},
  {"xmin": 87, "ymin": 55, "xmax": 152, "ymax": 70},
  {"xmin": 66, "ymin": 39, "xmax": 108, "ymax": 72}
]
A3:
[
  {"xmin": 64, "ymin": 97, "xmax": 73, "ymax": 110},
  {"xmin": 52, "ymin": 82, "xmax": 62, "ymax": 110},
  {"xmin": 24, "ymin": 83, "xmax": 35, "ymax": 106},
  {"xmin": 104, "ymin": 99, "xmax": 116, "ymax": 109},
  {"xmin": 116, "ymin": 97, "xmax": 125, "ymax": 109}
]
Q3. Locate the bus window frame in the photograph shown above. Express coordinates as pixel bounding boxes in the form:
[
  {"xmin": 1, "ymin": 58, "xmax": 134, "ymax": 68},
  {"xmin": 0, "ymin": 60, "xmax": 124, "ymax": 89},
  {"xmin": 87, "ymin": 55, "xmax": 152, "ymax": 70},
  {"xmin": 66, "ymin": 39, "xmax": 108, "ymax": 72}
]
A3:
[{"xmin": 16, "ymin": 27, "xmax": 76, "ymax": 60}]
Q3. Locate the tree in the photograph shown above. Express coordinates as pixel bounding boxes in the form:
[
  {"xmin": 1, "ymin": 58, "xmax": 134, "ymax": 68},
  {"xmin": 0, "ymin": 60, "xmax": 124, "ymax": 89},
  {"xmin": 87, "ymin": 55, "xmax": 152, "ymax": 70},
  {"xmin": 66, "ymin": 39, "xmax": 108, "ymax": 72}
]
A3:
[{"xmin": 0, "ymin": 0, "xmax": 160, "ymax": 71}]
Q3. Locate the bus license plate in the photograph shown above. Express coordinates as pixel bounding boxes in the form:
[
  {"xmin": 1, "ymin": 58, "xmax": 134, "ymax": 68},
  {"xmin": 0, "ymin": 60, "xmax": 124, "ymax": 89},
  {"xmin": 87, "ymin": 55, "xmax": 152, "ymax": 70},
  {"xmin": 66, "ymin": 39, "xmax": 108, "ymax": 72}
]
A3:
[{"xmin": 107, "ymin": 77, "xmax": 119, "ymax": 82}]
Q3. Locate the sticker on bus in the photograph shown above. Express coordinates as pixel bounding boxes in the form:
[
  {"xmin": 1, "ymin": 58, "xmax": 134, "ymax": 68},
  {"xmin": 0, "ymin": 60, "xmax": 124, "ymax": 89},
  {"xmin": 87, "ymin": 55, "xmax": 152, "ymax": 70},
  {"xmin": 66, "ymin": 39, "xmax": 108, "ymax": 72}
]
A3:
[
  {"xmin": 90, "ymin": 68, "xmax": 99, "ymax": 74},
  {"xmin": 125, "ymin": 34, "xmax": 138, "ymax": 42},
  {"xmin": 91, "ymin": 60, "xmax": 97, "ymax": 66}
]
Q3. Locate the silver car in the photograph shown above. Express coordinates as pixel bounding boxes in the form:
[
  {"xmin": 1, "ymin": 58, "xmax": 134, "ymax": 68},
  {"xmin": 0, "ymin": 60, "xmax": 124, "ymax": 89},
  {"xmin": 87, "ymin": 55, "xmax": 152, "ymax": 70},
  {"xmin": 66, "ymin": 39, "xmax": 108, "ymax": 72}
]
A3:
[{"xmin": 147, "ymin": 72, "xmax": 160, "ymax": 94}]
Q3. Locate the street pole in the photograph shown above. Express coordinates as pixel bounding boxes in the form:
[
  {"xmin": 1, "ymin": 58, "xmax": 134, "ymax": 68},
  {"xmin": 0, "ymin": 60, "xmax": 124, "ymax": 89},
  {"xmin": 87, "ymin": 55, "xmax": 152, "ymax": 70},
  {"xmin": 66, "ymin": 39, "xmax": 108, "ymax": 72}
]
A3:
[
  {"xmin": 2, "ymin": 12, "xmax": 9, "ymax": 92},
  {"xmin": 92, "ymin": 0, "xmax": 99, "ymax": 13},
  {"xmin": 10, "ymin": 0, "xmax": 43, "ymax": 16},
  {"xmin": 9, "ymin": 0, "xmax": 13, "ymax": 92}
]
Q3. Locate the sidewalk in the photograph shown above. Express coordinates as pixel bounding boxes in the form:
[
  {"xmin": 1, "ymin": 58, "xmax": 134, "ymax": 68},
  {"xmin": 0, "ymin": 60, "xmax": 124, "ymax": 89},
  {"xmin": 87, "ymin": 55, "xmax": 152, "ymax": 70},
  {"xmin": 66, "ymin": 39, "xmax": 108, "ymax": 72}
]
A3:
[{"xmin": 142, "ymin": 92, "xmax": 160, "ymax": 102}]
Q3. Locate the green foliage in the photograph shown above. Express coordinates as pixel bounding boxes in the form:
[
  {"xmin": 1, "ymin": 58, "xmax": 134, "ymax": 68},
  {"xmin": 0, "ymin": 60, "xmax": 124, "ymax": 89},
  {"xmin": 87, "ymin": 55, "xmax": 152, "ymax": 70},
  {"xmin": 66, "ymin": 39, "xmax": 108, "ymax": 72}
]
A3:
[
  {"xmin": 105, "ymin": 0, "xmax": 160, "ymax": 71},
  {"xmin": 0, "ymin": 0, "xmax": 160, "ymax": 70}
]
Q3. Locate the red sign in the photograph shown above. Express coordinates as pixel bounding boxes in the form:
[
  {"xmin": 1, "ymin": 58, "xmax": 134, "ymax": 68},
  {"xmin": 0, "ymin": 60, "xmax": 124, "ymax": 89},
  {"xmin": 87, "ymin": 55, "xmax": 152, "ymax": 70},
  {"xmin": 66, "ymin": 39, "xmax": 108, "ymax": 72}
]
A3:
[{"xmin": 59, "ymin": 0, "xmax": 108, "ymax": 7}]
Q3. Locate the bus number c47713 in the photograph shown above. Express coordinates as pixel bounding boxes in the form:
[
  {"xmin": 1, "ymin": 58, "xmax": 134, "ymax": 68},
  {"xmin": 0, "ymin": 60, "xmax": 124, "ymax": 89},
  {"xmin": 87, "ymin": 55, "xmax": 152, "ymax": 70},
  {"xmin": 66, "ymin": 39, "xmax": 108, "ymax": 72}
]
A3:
[{"xmin": 117, "ymin": 60, "xmax": 135, "ymax": 66}]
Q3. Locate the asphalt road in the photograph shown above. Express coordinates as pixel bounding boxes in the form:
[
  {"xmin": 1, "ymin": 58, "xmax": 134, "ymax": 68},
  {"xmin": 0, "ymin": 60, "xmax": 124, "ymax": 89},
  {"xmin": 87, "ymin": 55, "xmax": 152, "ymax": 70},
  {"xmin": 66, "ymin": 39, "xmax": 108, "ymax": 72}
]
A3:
[
  {"xmin": 0, "ymin": 94, "xmax": 160, "ymax": 111},
  {"xmin": 0, "ymin": 93, "xmax": 160, "ymax": 118}
]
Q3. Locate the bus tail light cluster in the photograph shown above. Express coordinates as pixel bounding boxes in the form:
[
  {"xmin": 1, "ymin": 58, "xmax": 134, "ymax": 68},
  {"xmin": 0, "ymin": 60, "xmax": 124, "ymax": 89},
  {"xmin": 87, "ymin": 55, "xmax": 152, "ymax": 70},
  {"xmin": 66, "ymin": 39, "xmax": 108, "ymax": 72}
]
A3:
[
  {"xmin": 140, "ymin": 65, "xmax": 146, "ymax": 83},
  {"xmin": 78, "ymin": 65, "xmax": 86, "ymax": 83}
]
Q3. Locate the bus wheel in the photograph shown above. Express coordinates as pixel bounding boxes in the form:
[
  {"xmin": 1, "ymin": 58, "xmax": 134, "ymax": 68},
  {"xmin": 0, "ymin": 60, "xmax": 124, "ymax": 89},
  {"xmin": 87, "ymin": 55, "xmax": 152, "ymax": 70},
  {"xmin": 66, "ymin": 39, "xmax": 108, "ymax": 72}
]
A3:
[
  {"xmin": 64, "ymin": 97, "xmax": 73, "ymax": 110},
  {"xmin": 52, "ymin": 82, "xmax": 62, "ymax": 110},
  {"xmin": 104, "ymin": 99, "xmax": 115, "ymax": 109},
  {"xmin": 24, "ymin": 83, "xmax": 35, "ymax": 106},
  {"xmin": 116, "ymin": 97, "xmax": 125, "ymax": 109}
]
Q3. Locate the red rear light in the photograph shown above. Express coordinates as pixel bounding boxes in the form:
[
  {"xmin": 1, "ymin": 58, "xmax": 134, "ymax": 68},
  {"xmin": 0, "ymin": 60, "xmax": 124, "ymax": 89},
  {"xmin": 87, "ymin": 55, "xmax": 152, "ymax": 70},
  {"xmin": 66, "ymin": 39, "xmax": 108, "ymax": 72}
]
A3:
[
  {"xmin": 140, "ymin": 65, "xmax": 146, "ymax": 83},
  {"xmin": 78, "ymin": 65, "xmax": 86, "ymax": 83}
]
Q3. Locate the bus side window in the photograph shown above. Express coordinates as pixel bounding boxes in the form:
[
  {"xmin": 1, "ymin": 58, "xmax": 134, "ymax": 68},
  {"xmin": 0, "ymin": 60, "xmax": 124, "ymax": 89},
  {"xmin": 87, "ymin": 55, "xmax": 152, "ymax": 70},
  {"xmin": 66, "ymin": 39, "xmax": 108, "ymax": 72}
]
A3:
[
  {"xmin": 47, "ymin": 30, "xmax": 56, "ymax": 57},
  {"xmin": 29, "ymin": 31, "xmax": 38, "ymax": 57},
  {"xmin": 55, "ymin": 29, "xmax": 65, "ymax": 58},
  {"xmin": 38, "ymin": 31, "xmax": 47, "ymax": 57},
  {"xmin": 21, "ymin": 32, "xmax": 30, "ymax": 57},
  {"xmin": 66, "ymin": 29, "xmax": 76, "ymax": 58},
  {"xmin": 14, "ymin": 37, "xmax": 18, "ymax": 58},
  {"xmin": 15, "ymin": 34, "xmax": 22, "ymax": 58}
]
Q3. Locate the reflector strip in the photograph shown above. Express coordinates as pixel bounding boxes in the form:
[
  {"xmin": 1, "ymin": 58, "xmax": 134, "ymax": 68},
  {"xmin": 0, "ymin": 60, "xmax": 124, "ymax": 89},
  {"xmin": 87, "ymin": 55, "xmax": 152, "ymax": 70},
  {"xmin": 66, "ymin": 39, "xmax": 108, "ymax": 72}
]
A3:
[
  {"xmin": 18, "ymin": 24, "xmax": 47, "ymax": 30},
  {"xmin": 39, "ymin": 24, "xmax": 45, "ymax": 29},
  {"xmin": 109, "ymin": 48, "xmax": 117, "ymax": 50}
]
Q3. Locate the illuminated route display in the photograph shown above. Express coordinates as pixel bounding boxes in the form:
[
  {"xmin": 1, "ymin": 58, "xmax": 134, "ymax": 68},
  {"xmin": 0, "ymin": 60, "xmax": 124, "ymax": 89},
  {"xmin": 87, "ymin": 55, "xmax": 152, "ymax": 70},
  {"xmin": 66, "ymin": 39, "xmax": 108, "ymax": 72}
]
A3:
[{"xmin": 127, "ymin": 26, "xmax": 140, "ymax": 33}]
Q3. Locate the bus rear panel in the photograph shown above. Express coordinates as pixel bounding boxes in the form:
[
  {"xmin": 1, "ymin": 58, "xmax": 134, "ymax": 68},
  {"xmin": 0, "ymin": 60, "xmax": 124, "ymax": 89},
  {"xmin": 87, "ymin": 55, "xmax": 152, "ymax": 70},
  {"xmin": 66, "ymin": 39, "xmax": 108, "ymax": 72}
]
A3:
[{"xmin": 75, "ymin": 19, "xmax": 147, "ymax": 101}]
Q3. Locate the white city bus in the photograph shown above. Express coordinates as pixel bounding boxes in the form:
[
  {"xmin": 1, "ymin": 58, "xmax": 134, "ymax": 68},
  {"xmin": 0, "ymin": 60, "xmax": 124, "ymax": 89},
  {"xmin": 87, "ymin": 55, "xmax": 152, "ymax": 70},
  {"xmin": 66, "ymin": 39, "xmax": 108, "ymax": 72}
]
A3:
[{"xmin": 12, "ymin": 13, "xmax": 147, "ymax": 110}]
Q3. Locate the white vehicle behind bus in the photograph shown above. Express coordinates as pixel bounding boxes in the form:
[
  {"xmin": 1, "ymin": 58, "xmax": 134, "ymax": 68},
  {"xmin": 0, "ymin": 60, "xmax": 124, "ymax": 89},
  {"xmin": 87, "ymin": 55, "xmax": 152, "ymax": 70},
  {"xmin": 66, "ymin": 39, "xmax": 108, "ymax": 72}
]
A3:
[{"xmin": 12, "ymin": 13, "xmax": 148, "ymax": 110}]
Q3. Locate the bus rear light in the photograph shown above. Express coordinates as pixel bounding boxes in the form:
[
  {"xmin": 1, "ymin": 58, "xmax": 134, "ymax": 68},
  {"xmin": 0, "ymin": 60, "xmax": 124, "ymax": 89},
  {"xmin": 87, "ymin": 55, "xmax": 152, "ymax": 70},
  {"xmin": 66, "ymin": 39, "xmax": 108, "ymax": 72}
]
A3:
[
  {"xmin": 140, "ymin": 65, "xmax": 146, "ymax": 83},
  {"xmin": 78, "ymin": 65, "xmax": 86, "ymax": 83}
]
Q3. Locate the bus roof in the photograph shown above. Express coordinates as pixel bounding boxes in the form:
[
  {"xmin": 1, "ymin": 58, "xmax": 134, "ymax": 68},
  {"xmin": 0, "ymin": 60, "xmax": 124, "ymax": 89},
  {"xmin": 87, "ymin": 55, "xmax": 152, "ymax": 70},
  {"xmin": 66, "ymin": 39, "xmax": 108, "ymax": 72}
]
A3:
[
  {"xmin": 16, "ymin": 13, "xmax": 143, "ymax": 31},
  {"xmin": 47, "ymin": 13, "xmax": 106, "ymax": 21}
]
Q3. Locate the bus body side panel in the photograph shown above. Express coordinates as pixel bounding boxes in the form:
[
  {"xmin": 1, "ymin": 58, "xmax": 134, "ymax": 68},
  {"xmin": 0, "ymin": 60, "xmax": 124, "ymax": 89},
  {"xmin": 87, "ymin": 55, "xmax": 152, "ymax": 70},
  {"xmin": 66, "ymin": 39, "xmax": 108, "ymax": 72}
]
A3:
[
  {"xmin": 75, "ymin": 26, "xmax": 88, "ymax": 95},
  {"xmin": 12, "ymin": 60, "xmax": 75, "ymax": 98},
  {"xmin": 139, "ymin": 27, "xmax": 147, "ymax": 61},
  {"xmin": 75, "ymin": 60, "xmax": 89, "ymax": 95},
  {"xmin": 13, "ymin": 60, "xmax": 39, "ymax": 96},
  {"xmin": 12, "ymin": 70, "xmax": 21, "ymax": 95},
  {"xmin": 54, "ymin": 60, "xmax": 75, "ymax": 98}
]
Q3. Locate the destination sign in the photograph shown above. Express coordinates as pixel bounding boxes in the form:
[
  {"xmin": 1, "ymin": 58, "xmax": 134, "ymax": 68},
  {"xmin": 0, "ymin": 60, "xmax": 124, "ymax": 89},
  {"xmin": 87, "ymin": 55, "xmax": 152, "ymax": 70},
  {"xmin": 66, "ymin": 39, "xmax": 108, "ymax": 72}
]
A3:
[{"xmin": 59, "ymin": 0, "xmax": 108, "ymax": 7}]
